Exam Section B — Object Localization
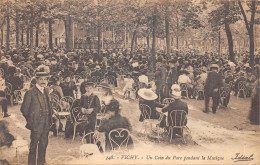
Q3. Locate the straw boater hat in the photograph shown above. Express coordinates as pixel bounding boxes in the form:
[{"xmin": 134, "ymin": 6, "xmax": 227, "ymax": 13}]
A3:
[
  {"xmin": 35, "ymin": 65, "xmax": 50, "ymax": 77},
  {"xmin": 138, "ymin": 88, "xmax": 158, "ymax": 100},
  {"xmin": 171, "ymin": 84, "xmax": 181, "ymax": 99}
]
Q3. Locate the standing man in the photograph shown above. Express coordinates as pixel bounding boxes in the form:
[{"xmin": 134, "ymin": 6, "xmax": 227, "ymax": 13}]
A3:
[
  {"xmin": 20, "ymin": 65, "xmax": 53, "ymax": 165},
  {"xmin": 203, "ymin": 64, "xmax": 222, "ymax": 114}
]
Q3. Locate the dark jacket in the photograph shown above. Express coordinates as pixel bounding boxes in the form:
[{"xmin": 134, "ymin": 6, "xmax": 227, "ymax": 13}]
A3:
[
  {"xmin": 20, "ymin": 87, "xmax": 53, "ymax": 130},
  {"xmin": 204, "ymin": 71, "xmax": 222, "ymax": 94},
  {"xmin": 79, "ymin": 94, "xmax": 101, "ymax": 132},
  {"xmin": 60, "ymin": 81, "xmax": 77, "ymax": 98},
  {"xmin": 99, "ymin": 114, "xmax": 133, "ymax": 152},
  {"xmin": 139, "ymin": 99, "xmax": 163, "ymax": 122},
  {"xmin": 162, "ymin": 99, "xmax": 188, "ymax": 126}
]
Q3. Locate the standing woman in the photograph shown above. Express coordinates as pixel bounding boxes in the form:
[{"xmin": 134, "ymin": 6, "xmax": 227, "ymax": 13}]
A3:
[
  {"xmin": 79, "ymin": 81, "xmax": 101, "ymax": 134},
  {"xmin": 0, "ymin": 73, "xmax": 9, "ymax": 117}
]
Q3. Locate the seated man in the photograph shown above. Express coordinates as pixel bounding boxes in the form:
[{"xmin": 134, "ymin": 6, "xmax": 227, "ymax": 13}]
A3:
[
  {"xmin": 98, "ymin": 100, "xmax": 133, "ymax": 152},
  {"xmin": 162, "ymin": 84, "xmax": 188, "ymax": 138}
]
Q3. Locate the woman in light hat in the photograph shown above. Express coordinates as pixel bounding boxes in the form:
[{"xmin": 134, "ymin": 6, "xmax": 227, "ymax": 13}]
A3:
[
  {"xmin": 138, "ymin": 88, "xmax": 164, "ymax": 123},
  {"xmin": 162, "ymin": 84, "xmax": 189, "ymax": 138}
]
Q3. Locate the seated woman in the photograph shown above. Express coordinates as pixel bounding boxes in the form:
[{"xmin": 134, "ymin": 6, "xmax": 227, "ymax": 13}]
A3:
[
  {"xmin": 137, "ymin": 88, "xmax": 166, "ymax": 127},
  {"xmin": 48, "ymin": 75, "xmax": 64, "ymax": 100},
  {"xmin": 96, "ymin": 83, "xmax": 116, "ymax": 113},
  {"xmin": 79, "ymin": 81, "xmax": 101, "ymax": 134},
  {"xmin": 98, "ymin": 100, "xmax": 133, "ymax": 152},
  {"xmin": 162, "ymin": 84, "xmax": 188, "ymax": 138}
]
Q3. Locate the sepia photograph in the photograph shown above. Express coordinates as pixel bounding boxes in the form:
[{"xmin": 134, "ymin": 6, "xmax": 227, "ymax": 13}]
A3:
[{"xmin": 0, "ymin": 0, "xmax": 259, "ymax": 164}]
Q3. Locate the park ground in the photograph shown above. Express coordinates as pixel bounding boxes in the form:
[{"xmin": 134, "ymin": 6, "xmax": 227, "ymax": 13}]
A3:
[{"xmin": 1, "ymin": 80, "xmax": 260, "ymax": 165}]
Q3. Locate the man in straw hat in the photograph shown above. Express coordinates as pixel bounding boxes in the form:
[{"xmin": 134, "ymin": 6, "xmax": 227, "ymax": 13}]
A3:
[
  {"xmin": 203, "ymin": 64, "xmax": 222, "ymax": 114},
  {"xmin": 162, "ymin": 84, "xmax": 188, "ymax": 138},
  {"xmin": 20, "ymin": 65, "xmax": 53, "ymax": 165}
]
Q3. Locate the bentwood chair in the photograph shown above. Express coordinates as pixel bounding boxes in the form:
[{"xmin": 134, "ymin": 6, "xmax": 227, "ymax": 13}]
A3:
[
  {"xmin": 237, "ymin": 81, "xmax": 247, "ymax": 98},
  {"xmin": 108, "ymin": 128, "xmax": 131, "ymax": 153},
  {"xmin": 4, "ymin": 82, "xmax": 13, "ymax": 106},
  {"xmin": 139, "ymin": 104, "xmax": 164, "ymax": 143},
  {"xmin": 168, "ymin": 110, "xmax": 187, "ymax": 143},
  {"xmin": 180, "ymin": 83, "xmax": 189, "ymax": 99},
  {"xmin": 219, "ymin": 87, "xmax": 230, "ymax": 107}
]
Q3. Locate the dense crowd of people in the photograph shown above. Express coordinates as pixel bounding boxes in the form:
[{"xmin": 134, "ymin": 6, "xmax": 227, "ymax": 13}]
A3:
[{"xmin": 0, "ymin": 45, "xmax": 259, "ymax": 163}]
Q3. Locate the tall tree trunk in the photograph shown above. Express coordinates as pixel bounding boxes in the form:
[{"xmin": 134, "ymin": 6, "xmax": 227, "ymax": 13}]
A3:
[
  {"xmin": 224, "ymin": 22, "xmax": 235, "ymax": 62},
  {"xmin": 165, "ymin": 4, "xmax": 170, "ymax": 57},
  {"xmin": 30, "ymin": 7, "xmax": 34, "ymax": 57},
  {"xmin": 146, "ymin": 36, "xmax": 150, "ymax": 48},
  {"xmin": 21, "ymin": 28, "xmax": 24, "ymax": 46},
  {"xmin": 27, "ymin": 26, "xmax": 30, "ymax": 46},
  {"xmin": 64, "ymin": 15, "xmax": 73, "ymax": 52},
  {"xmin": 130, "ymin": 30, "xmax": 137, "ymax": 54},
  {"xmin": 49, "ymin": 20, "xmax": 53, "ymax": 49},
  {"xmin": 35, "ymin": 24, "xmax": 39, "ymax": 47},
  {"xmin": 97, "ymin": 20, "xmax": 101, "ymax": 55},
  {"xmin": 224, "ymin": 2, "xmax": 235, "ymax": 63},
  {"xmin": 218, "ymin": 30, "xmax": 221, "ymax": 57},
  {"xmin": 15, "ymin": 10, "xmax": 19, "ymax": 49},
  {"xmin": 6, "ymin": 12, "xmax": 10, "ymax": 51},
  {"xmin": 152, "ymin": 6, "xmax": 157, "ymax": 72},
  {"xmin": 1, "ymin": 27, "xmax": 3, "ymax": 47},
  {"xmin": 176, "ymin": 12, "xmax": 179, "ymax": 52},
  {"xmin": 238, "ymin": 0, "xmax": 255, "ymax": 67}
]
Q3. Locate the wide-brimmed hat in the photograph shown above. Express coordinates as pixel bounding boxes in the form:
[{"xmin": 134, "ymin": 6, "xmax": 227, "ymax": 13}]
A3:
[
  {"xmin": 138, "ymin": 88, "xmax": 158, "ymax": 100},
  {"xmin": 171, "ymin": 84, "xmax": 181, "ymax": 99}
]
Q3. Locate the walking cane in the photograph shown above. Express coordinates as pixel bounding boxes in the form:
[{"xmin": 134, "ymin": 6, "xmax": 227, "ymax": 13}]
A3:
[{"xmin": 36, "ymin": 141, "xmax": 39, "ymax": 165}]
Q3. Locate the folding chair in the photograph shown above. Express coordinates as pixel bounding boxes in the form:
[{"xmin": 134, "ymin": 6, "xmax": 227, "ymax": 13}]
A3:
[{"xmin": 168, "ymin": 110, "xmax": 187, "ymax": 143}]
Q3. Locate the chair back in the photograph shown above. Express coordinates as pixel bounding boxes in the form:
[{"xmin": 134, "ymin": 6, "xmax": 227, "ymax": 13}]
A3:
[
  {"xmin": 139, "ymin": 104, "xmax": 151, "ymax": 120},
  {"xmin": 108, "ymin": 128, "xmax": 130, "ymax": 152},
  {"xmin": 162, "ymin": 98, "xmax": 175, "ymax": 105},
  {"xmin": 82, "ymin": 132, "xmax": 98, "ymax": 144},
  {"xmin": 180, "ymin": 83, "xmax": 188, "ymax": 91},
  {"xmin": 238, "ymin": 81, "xmax": 246, "ymax": 90},
  {"xmin": 4, "ymin": 82, "xmax": 12, "ymax": 96},
  {"xmin": 107, "ymin": 76, "xmax": 116, "ymax": 85},
  {"xmin": 0, "ymin": 68, "xmax": 4, "ymax": 77},
  {"xmin": 169, "ymin": 110, "xmax": 187, "ymax": 127},
  {"xmin": 71, "ymin": 107, "xmax": 88, "ymax": 123},
  {"xmin": 60, "ymin": 96, "xmax": 74, "ymax": 110},
  {"xmin": 14, "ymin": 90, "xmax": 23, "ymax": 104},
  {"xmin": 219, "ymin": 87, "xmax": 230, "ymax": 98},
  {"xmin": 74, "ymin": 75, "xmax": 81, "ymax": 84}
]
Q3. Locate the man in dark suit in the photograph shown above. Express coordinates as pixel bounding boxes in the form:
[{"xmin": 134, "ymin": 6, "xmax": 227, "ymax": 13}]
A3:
[
  {"xmin": 203, "ymin": 64, "xmax": 222, "ymax": 114},
  {"xmin": 165, "ymin": 59, "xmax": 179, "ymax": 98},
  {"xmin": 20, "ymin": 65, "xmax": 53, "ymax": 165}
]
